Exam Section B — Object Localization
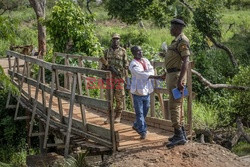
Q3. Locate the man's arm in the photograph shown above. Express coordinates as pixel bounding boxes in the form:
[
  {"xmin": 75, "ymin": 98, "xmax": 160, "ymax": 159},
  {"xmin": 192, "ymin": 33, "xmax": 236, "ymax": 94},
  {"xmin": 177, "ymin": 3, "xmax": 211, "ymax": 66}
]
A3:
[
  {"xmin": 129, "ymin": 61, "xmax": 154, "ymax": 79},
  {"xmin": 177, "ymin": 56, "xmax": 189, "ymax": 91}
]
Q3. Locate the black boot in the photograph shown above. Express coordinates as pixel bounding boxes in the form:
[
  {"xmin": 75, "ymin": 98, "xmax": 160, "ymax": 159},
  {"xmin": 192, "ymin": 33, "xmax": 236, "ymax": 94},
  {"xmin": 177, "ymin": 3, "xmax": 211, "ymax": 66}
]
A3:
[
  {"xmin": 166, "ymin": 127, "xmax": 186, "ymax": 148},
  {"xmin": 168, "ymin": 128, "xmax": 178, "ymax": 142},
  {"xmin": 182, "ymin": 126, "xmax": 187, "ymax": 140}
]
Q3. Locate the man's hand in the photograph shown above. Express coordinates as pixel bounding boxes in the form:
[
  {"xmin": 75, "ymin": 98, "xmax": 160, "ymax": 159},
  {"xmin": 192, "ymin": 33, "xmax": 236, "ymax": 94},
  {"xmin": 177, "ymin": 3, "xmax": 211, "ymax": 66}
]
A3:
[{"xmin": 177, "ymin": 80, "xmax": 184, "ymax": 92}]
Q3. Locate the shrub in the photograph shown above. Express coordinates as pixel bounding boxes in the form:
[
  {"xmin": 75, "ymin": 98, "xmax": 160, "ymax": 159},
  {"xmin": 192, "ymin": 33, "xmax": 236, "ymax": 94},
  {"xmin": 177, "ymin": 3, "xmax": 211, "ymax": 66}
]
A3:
[{"xmin": 46, "ymin": 0, "xmax": 102, "ymax": 56}]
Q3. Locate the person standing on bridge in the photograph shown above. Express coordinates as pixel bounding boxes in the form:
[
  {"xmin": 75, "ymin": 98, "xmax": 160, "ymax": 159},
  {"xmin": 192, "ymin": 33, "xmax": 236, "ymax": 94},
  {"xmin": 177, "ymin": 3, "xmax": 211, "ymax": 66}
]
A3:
[
  {"xmin": 102, "ymin": 33, "xmax": 129, "ymax": 124},
  {"xmin": 129, "ymin": 46, "xmax": 154, "ymax": 139},
  {"xmin": 150, "ymin": 18, "xmax": 190, "ymax": 147}
]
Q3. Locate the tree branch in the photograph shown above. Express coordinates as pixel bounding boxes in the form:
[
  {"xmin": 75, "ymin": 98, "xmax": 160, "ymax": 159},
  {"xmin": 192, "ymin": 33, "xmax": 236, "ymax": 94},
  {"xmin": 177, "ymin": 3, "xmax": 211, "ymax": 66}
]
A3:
[
  {"xmin": 208, "ymin": 35, "xmax": 238, "ymax": 68},
  {"xmin": 179, "ymin": 0, "xmax": 238, "ymax": 68},
  {"xmin": 86, "ymin": 0, "xmax": 92, "ymax": 14},
  {"xmin": 179, "ymin": 0, "xmax": 194, "ymax": 12},
  {"xmin": 191, "ymin": 69, "xmax": 250, "ymax": 91}
]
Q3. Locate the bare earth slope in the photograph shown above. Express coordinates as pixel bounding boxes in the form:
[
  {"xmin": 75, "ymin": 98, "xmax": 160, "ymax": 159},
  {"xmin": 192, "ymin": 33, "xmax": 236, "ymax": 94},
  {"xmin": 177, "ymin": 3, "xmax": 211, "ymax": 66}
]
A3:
[{"xmin": 102, "ymin": 142, "xmax": 250, "ymax": 167}]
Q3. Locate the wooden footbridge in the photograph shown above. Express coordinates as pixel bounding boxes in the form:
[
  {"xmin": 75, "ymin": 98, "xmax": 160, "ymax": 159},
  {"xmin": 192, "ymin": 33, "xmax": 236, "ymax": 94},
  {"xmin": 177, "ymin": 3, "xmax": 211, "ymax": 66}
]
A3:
[{"xmin": 3, "ymin": 51, "xmax": 193, "ymax": 157}]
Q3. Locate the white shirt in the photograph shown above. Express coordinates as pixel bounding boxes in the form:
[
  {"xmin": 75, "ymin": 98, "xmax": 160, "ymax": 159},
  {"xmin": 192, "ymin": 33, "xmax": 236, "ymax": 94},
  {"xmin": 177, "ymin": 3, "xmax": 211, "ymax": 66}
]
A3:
[{"xmin": 129, "ymin": 58, "xmax": 154, "ymax": 96}]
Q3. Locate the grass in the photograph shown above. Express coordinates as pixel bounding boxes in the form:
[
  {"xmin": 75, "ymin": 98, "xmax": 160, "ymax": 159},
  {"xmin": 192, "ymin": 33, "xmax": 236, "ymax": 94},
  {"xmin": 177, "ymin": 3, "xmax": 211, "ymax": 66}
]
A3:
[
  {"xmin": 232, "ymin": 141, "xmax": 250, "ymax": 156},
  {"xmin": 192, "ymin": 101, "xmax": 218, "ymax": 129}
]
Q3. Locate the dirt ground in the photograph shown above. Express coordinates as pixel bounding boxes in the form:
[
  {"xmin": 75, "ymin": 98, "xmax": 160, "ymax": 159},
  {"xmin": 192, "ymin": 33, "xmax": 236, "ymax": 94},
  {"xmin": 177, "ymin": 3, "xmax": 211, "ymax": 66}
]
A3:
[{"xmin": 99, "ymin": 142, "xmax": 250, "ymax": 167}]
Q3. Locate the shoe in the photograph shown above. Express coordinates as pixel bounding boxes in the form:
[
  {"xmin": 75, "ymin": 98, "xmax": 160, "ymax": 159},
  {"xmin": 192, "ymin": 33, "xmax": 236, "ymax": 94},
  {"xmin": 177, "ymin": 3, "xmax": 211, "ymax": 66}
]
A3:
[
  {"xmin": 182, "ymin": 126, "xmax": 187, "ymax": 140},
  {"xmin": 132, "ymin": 126, "xmax": 140, "ymax": 134},
  {"xmin": 140, "ymin": 133, "xmax": 146, "ymax": 140},
  {"xmin": 168, "ymin": 128, "xmax": 179, "ymax": 142},
  {"xmin": 114, "ymin": 112, "xmax": 122, "ymax": 123},
  {"xmin": 166, "ymin": 128, "xmax": 186, "ymax": 148}
]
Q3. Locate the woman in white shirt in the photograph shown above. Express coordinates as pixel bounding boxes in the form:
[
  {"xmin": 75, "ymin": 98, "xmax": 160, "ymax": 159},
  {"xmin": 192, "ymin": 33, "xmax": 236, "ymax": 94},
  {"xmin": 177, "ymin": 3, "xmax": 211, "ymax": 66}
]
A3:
[{"xmin": 129, "ymin": 46, "xmax": 154, "ymax": 139}]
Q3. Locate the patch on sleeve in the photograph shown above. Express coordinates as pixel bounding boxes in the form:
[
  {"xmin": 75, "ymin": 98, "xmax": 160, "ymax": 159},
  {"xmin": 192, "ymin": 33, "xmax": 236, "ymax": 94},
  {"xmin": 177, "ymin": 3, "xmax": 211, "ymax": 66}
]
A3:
[
  {"xmin": 132, "ymin": 65, "xmax": 137, "ymax": 68},
  {"xmin": 180, "ymin": 44, "xmax": 189, "ymax": 51}
]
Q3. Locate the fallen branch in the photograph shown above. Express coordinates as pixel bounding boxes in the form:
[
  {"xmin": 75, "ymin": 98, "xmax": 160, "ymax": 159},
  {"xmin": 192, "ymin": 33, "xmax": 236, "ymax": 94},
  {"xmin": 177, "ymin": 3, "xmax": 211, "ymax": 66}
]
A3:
[
  {"xmin": 191, "ymin": 69, "xmax": 250, "ymax": 91},
  {"xmin": 231, "ymin": 118, "xmax": 250, "ymax": 146}
]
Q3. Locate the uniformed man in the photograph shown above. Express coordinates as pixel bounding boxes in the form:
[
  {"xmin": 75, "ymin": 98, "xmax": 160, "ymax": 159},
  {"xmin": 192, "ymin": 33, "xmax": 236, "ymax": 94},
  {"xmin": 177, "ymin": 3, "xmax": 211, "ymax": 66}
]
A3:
[
  {"xmin": 150, "ymin": 18, "xmax": 190, "ymax": 147},
  {"xmin": 102, "ymin": 33, "xmax": 128, "ymax": 124}
]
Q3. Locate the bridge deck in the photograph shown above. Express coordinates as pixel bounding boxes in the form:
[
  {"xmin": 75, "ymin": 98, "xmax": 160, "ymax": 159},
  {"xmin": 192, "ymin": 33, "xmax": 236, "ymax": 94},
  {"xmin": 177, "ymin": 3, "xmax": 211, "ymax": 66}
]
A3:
[{"xmin": 21, "ymin": 83, "xmax": 170, "ymax": 150}]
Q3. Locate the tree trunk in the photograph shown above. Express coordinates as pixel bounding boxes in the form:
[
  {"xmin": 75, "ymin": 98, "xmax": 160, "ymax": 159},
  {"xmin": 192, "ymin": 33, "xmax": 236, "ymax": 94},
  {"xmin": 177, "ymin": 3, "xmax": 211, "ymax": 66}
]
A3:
[{"xmin": 29, "ymin": 0, "xmax": 46, "ymax": 59}]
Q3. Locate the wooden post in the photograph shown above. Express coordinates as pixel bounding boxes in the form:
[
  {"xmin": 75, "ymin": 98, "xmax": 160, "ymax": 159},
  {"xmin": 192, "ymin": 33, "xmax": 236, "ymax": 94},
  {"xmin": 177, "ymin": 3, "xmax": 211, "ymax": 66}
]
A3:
[
  {"xmin": 77, "ymin": 58, "xmax": 87, "ymax": 130},
  {"xmin": 43, "ymin": 70, "xmax": 56, "ymax": 148},
  {"xmin": 65, "ymin": 55, "xmax": 70, "ymax": 90},
  {"xmin": 98, "ymin": 61, "xmax": 104, "ymax": 99},
  {"xmin": 14, "ymin": 62, "xmax": 27, "ymax": 120},
  {"xmin": 26, "ymin": 62, "xmax": 31, "ymax": 100},
  {"xmin": 106, "ymin": 72, "xmax": 116, "ymax": 151},
  {"xmin": 64, "ymin": 73, "xmax": 77, "ymax": 157},
  {"xmin": 29, "ymin": 67, "xmax": 42, "ymax": 137},
  {"xmin": 150, "ymin": 62, "xmax": 156, "ymax": 117},
  {"xmin": 6, "ymin": 57, "xmax": 16, "ymax": 108},
  {"xmin": 187, "ymin": 62, "xmax": 193, "ymax": 138},
  {"xmin": 41, "ymin": 67, "xmax": 46, "ymax": 107},
  {"xmin": 53, "ymin": 54, "xmax": 64, "ymax": 123}
]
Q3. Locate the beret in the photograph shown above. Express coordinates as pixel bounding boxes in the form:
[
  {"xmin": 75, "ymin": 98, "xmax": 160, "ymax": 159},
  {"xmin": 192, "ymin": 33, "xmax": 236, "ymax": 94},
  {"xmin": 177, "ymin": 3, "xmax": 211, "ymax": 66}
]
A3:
[{"xmin": 171, "ymin": 19, "xmax": 186, "ymax": 27}]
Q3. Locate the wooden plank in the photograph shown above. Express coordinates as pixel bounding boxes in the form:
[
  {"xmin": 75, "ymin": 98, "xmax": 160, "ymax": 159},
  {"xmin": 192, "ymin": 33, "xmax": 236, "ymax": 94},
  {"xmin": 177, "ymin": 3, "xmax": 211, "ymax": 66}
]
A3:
[
  {"xmin": 55, "ymin": 69, "xmax": 64, "ymax": 123},
  {"xmin": 154, "ymin": 88, "xmax": 168, "ymax": 94},
  {"xmin": 5, "ymin": 57, "xmax": 16, "ymax": 108},
  {"xmin": 154, "ymin": 62, "xmax": 165, "ymax": 68},
  {"xmin": 31, "ymin": 132, "xmax": 45, "ymax": 137},
  {"xmin": 43, "ymin": 71, "xmax": 56, "ymax": 149},
  {"xmin": 64, "ymin": 73, "xmax": 77, "ymax": 157},
  {"xmin": 6, "ymin": 51, "xmax": 53, "ymax": 70},
  {"xmin": 55, "ymin": 52, "xmax": 99, "ymax": 62},
  {"xmin": 77, "ymin": 71, "xmax": 87, "ymax": 129},
  {"xmin": 150, "ymin": 91, "xmax": 155, "ymax": 117},
  {"xmin": 53, "ymin": 64, "xmax": 109, "ymax": 78},
  {"xmin": 29, "ymin": 67, "xmax": 42, "ymax": 137},
  {"xmin": 14, "ymin": 62, "xmax": 26, "ymax": 120},
  {"xmin": 107, "ymin": 73, "xmax": 116, "ymax": 152},
  {"xmin": 98, "ymin": 62, "xmax": 104, "ymax": 99}
]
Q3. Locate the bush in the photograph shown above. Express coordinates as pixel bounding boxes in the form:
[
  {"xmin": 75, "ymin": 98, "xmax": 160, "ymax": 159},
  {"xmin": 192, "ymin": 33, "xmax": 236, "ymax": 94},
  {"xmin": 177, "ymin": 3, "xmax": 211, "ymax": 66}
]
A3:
[{"xmin": 46, "ymin": 0, "xmax": 102, "ymax": 56}]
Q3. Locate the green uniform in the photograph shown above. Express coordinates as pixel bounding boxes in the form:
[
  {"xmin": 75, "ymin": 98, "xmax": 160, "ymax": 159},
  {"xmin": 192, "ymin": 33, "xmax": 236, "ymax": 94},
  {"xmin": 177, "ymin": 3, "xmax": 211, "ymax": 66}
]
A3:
[
  {"xmin": 103, "ymin": 46, "xmax": 128, "ymax": 114},
  {"xmin": 164, "ymin": 33, "xmax": 190, "ymax": 129}
]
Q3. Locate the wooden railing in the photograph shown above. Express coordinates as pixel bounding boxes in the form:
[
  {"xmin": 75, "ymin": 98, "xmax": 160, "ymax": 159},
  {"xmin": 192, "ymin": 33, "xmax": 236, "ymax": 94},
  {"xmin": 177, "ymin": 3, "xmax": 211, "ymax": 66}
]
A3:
[
  {"xmin": 6, "ymin": 51, "xmax": 117, "ymax": 157},
  {"xmin": 53, "ymin": 52, "xmax": 193, "ymax": 134}
]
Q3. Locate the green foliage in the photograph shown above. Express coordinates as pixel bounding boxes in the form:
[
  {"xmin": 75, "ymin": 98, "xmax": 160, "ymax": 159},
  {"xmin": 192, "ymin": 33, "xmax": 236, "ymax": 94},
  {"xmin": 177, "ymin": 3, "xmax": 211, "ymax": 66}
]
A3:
[
  {"xmin": 105, "ymin": 0, "xmax": 170, "ymax": 27},
  {"xmin": 0, "ymin": 66, "xmax": 19, "ymax": 96},
  {"xmin": 63, "ymin": 152, "xmax": 89, "ymax": 167},
  {"xmin": 232, "ymin": 141, "xmax": 250, "ymax": 156},
  {"xmin": 192, "ymin": 101, "xmax": 218, "ymax": 129},
  {"xmin": 0, "ymin": 16, "xmax": 19, "ymax": 43},
  {"xmin": 193, "ymin": 0, "xmax": 222, "ymax": 39},
  {"xmin": 46, "ymin": 0, "xmax": 102, "ymax": 56},
  {"xmin": 230, "ymin": 66, "xmax": 250, "ymax": 123}
]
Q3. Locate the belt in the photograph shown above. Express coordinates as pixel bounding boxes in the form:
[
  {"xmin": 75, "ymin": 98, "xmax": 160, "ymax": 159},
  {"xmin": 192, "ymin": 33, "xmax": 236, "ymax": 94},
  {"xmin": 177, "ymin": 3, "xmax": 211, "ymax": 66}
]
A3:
[{"xmin": 167, "ymin": 68, "xmax": 180, "ymax": 73}]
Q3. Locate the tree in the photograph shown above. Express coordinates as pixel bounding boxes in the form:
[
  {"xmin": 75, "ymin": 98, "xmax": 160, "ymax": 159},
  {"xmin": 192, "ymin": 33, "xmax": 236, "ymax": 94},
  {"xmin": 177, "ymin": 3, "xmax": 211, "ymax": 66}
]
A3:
[
  {"xmin": 46, "ymin": 0, "xmax": 102, "ymax": 56},
  {"xmin": 29, "ymin": 0, "xmax": 46, "ymax": 58},
  {"xmin": 0, "ymin": 0, "xmax": 26, "ymax": 15}
]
